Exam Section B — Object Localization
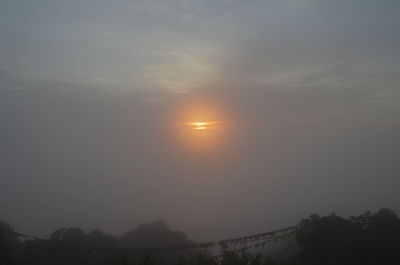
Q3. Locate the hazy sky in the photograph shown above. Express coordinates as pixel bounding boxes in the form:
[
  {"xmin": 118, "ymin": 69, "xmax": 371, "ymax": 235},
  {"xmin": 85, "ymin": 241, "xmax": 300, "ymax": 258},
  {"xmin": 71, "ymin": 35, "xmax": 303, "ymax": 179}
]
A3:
[{"xmin": 1, "ymin": 0, "xmax": 400, "ymax": 241}]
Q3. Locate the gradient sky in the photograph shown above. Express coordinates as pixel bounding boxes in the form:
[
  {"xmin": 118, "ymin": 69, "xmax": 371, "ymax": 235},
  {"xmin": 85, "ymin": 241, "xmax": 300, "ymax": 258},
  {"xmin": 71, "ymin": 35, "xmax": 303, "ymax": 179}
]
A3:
[{"xmin": 1, "ymin": 0, "xmax": 400, "ymax": 241}]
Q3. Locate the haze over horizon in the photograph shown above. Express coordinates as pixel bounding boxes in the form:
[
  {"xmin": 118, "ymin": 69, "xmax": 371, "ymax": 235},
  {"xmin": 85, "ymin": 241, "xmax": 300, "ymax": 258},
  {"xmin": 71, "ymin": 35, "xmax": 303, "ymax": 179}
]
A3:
[{"xmin": 1, "ymin": 0, "xmax": 400, "ymax": 242}]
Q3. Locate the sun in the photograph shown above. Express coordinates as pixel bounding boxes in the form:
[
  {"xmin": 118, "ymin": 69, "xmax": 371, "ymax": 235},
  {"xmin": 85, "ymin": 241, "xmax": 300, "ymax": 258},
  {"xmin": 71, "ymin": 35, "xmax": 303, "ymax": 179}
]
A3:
[
  {"xmin": 190, "ymin": 121, "xmax": 211, "ymax": 130},
  {"xmin": 170, "ymin": 99, "xmax": 233, "ymax": 153}
]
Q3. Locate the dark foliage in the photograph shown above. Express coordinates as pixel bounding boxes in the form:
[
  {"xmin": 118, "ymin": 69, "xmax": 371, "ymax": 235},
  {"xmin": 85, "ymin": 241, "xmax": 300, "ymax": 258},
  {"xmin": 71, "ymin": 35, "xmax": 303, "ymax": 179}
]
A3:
[
  {"xmin": 0, "ymin": 221, "xmax": 20, "ymax": 265},
  {"xmin": 294, "ymin": 208, "xmax": 400, "ymax": 265},
  {"xmin": 1, "ymin": 209, "xmax": 400, "ymax": 265}
]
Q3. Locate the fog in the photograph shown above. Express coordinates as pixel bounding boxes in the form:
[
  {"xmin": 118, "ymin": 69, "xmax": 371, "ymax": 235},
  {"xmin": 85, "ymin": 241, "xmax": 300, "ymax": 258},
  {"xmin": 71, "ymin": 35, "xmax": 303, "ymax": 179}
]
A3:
[{"xmin": 1, "ymin": 0, "xmax": 399, "ymax": 242}]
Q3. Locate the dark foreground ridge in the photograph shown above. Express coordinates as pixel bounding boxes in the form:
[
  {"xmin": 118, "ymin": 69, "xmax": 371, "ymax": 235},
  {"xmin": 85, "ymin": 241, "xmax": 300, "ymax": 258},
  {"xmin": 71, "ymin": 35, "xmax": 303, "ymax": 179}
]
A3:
[{"xmin": 1, "ymin": 208, "xmax": 400, "ymax": 265}]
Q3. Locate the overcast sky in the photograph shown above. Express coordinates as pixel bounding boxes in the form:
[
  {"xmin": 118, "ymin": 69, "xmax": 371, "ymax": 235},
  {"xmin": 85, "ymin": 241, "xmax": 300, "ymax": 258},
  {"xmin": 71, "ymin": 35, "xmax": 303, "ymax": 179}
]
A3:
[{"xmin": 1, "ymin": 0, "xmax": 400, "ymax": 242}]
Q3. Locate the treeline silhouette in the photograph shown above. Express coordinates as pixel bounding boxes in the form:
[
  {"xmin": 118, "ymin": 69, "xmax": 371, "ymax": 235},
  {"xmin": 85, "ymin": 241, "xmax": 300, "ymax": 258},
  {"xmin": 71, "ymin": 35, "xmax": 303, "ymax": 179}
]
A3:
[{"xmin": 1, "ymin": 208, "xmax": 400, "ymax": 265}]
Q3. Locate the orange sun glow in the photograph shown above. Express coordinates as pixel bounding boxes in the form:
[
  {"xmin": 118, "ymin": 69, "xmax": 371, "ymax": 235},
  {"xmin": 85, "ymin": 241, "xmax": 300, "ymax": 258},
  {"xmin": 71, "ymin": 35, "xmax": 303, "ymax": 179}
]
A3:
[
  {"xmin": 189, "ymin": 121, "xmax": 211, "ymax": 130},
  {"xmin": 172, "ymin": 100, "xmax": 231, "ymax": 152}
]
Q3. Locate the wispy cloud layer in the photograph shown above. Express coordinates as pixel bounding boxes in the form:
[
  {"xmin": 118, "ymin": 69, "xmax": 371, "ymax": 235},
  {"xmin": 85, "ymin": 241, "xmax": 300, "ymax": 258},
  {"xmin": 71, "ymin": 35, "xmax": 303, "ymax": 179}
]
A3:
[{"xmin": 0, "ymin": 0, "xmax": 400, "ymax": 240}]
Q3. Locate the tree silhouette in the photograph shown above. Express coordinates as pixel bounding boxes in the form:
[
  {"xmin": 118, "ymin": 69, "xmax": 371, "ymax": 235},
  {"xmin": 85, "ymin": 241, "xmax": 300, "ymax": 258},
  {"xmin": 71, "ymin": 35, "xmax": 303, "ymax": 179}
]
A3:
[
  {"xmin": 1, "ymin": 209, "xmax": 400, "ymax": 265},
  {"xmin": 295, "ymin": 208, "xmax": 400, "ymax": 265},
  {"xmin": 0, "ymin": 220, "xmax": 20, "ymax": 264}
]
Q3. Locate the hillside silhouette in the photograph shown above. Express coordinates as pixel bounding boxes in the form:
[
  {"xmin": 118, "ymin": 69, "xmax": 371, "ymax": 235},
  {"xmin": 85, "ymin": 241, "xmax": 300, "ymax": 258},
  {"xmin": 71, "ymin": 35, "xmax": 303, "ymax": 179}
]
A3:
[{"xmin": 1, "ymin": 209, "xmax": 400, "ymax": 265}]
